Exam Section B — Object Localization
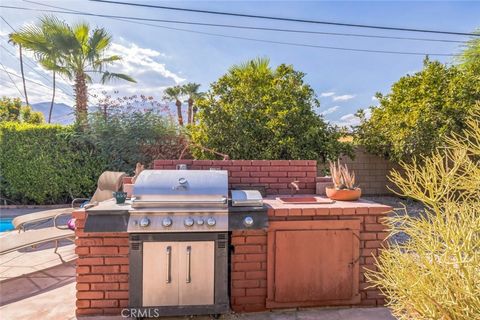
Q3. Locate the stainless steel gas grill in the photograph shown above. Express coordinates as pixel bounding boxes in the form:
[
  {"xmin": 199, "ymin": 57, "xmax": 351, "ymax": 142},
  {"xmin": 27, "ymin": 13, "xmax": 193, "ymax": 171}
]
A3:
[{"xmin": 128, "ymin": 170, "xmax": 230, "ymax": 317}]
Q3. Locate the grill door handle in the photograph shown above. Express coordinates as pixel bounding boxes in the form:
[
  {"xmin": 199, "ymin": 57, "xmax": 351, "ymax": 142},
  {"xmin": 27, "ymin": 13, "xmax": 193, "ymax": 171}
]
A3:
[
  {"xmin": 186, "ymin": 246, "xmax": 191, "ymax": 283},
  {"xmin": 166, "ymin": 246, "xmax": 171, "ymax": 284}
]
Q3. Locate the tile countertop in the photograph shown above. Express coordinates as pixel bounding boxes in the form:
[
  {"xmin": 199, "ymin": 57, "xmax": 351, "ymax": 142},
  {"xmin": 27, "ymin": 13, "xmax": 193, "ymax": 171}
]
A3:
[{"xmin": 263, "ymin": 195, "xmax": 393, "ymax": 216}]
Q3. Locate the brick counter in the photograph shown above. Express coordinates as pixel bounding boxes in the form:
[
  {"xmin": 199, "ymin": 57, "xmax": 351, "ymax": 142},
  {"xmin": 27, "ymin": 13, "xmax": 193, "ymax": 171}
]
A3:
[
  {"xmin": 74, "ymin": 210, "xmax": 130, "ymax": 316},
  {"xmin": 230, "ymin": 198, "xmax": 391, "ymax": 312}
]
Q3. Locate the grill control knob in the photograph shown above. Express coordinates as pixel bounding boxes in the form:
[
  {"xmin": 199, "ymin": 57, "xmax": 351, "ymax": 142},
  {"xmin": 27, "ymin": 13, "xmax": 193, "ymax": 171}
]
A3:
[
  {"xmin": 244, "ymin": 216, "xmax": 254, "ymax": 227},
  {"xmin": 162, "ymin": 217, "xmax": 173, "ymax": 227},
  {"xmin": 196, "ymin": 218, "xmax": 204, "ymax": 225},
  {"xmin": 139, "ymin": 217, "xmax": 150, "ymax": 228},
  {"xmin": 206, "ymin": 217, "xmax": 216, "ymax": 227},
  {"xmin": 184, "ymin": 217, "xmax": 194, "ymax": 227}
]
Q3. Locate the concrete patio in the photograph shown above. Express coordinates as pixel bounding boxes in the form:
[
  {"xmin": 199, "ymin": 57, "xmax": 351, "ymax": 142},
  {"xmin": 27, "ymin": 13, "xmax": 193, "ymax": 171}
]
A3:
[{"xmin": 0, "ymin": 240, "xmax": 395, "ymax": 320}]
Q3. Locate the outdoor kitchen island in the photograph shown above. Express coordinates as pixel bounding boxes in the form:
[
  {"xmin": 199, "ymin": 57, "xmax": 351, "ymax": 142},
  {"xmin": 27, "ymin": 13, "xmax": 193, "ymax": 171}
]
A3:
[{"xmin": 74, "ymin": 160, "xmax": 392, "ymax": 317}]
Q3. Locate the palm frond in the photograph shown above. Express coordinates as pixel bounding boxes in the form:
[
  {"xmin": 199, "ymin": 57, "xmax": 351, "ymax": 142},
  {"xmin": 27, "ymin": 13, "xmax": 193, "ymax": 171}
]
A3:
[{"xmin": 100, "ymin": 71, "xmax": 136, "ymax": 84}]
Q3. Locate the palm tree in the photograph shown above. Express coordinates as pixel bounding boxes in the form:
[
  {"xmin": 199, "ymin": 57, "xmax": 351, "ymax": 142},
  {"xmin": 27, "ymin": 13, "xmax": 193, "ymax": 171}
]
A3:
[
  {"xmin": 181, "ymin": 82, "xmax": 202, "ymax": 124},
  {"xmin": 12, "ymin": 16, "xmax": 135, "ymax": 125},
  {"xmin": 164, "ymin": 86, "xmax": 184, "ymax": 126},
  {"xmin": 10, "ymin": 16, "xmax": 62, "ymax": 123}
]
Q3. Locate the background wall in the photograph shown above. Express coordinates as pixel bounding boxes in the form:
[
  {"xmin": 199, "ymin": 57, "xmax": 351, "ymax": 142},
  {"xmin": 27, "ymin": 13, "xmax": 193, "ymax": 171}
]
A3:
[{"xmin": 319, "ymin": 147, "xmax": 401, "ymax": 196}]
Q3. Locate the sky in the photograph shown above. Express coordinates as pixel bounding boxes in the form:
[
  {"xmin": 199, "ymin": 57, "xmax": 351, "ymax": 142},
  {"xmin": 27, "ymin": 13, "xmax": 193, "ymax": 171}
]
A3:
[{"xmin": 0, "ymin": 0, "xmax": 479, "ymax": 126}]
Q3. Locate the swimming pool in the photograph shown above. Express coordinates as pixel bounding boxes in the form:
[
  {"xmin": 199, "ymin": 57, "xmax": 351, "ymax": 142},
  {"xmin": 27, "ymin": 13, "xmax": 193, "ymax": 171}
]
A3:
[{"xmin": 0, "ymin": 218, "xmax": 14, "ymax": 232}]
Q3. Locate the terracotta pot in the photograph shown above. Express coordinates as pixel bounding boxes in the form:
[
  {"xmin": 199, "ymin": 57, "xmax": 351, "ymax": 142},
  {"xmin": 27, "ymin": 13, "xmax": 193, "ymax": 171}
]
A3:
[
  {"xmin": 325, "ymin": 187, "xmax": 362, "ymax": 201},
  {"xmin": 123, "ymin": 183, "xmax": 134, "ymax": 198},
  {"xmin": 123, "ymin": 176, "xmax": 133, "ymax": 184}
]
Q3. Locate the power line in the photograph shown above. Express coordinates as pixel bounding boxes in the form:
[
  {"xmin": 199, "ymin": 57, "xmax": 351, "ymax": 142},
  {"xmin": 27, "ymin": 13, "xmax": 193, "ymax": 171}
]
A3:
[
  {"xmin": 0, "ymin": 62, "xmax": 24, "ymax": 98},
  {"xmin": 0, "ymin": 41, "xmax": 75, "ymax": 98},
  {"xmin": 21, "ymin": 0, "xmax": 466, "ymax": 44},
  {"xmin": 2, "ymin": 5, "xmax": 458, "ymax": 57},
  {"xmin": 90, "ymin": 0, "xmax": 480, "ymax": 37}
]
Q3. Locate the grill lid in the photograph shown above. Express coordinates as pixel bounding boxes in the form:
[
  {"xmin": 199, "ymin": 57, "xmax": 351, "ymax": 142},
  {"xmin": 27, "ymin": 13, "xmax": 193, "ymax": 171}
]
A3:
[{"xmin": 132, "ymin": 170, "xmax": 228, "ymax": 209}]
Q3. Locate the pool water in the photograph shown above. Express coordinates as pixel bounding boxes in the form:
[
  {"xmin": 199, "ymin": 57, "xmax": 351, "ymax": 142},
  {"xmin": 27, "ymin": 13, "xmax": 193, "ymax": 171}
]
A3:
[{"xmin": 0, "ymin": 218, "xmax": 14, "ymax": 232}]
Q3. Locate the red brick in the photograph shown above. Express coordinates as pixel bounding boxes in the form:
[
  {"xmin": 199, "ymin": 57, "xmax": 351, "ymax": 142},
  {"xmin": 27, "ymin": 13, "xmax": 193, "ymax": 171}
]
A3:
[
  {"xmin": 377, "ymin": 232, "xmax": 389, "ymax": 240},
  {"xmin": 90, "ymin": 283, "xmax": 119, "ymax": 291},
  {"xmin": 104, "ymin": 274, "xmax": 128, "ymax": 282},
  {"xmin": 77, "ymin": 257, "xmax": 103, "ymax": 266},
  {"xmin": 76, "ymin": 283, "xmax": 89, "ymax": 291},
  {"xmin": 365, "ymin": 240, "xmax": 383, "ymax": 248},
  {"xmin": 231, "ymin": 171, "xmax": 250, "ymax": 177},
  {"xmin": 231, "ymin": 236, "xmax": 245, "ymax": 245},
  {"xmin": 259, "ymin": 177, "xmax": 277, "ymax": 183},
  {"xmin": 104, "ymin": 308, "xmax": 123, "ymax": 315},
  {"xmin": 365, "ymin": 224, "xmax": 385, "ymax": 232},
  {"xmin": 119, "ymin": 283, "xmax": 129, "ymax": 290},
  {"xmin": 360, "ymin": 299, "xmax": 377, "ymax": 306},
  {"xmin": 242, "ymin": 304, "xmax": 267, "ymax": 312},
  {"xmin": 231, "ymin": 288, "xmax": 246, "ymax": 297},
  {"xmin": 288, "ymin": 208, "xmax": 302, "ymax": 216},
  {"xmin": 91, "ymin": 300, "xmax": 118, "ymax": 308},
  {"xmin": 245, "ymin": 236, "xmax": 267, "ymax": 245},
  {"xmin": 231, "ymin": 271, "xmax": 245, "ymax": 280},
  {"xmin": 241, "ymin": 177, "xmax": 260, "ymax": 183},
  {"xmin": 90, "ymin": 246, "xmax": 118, "ymax": 255},
  {"xmin": 243, "ymin": 166, "xmax": 260, "ymax": 172},
  {"xmin": 118, "ymin": 246, "xmax": 129, "ymax": 254},
  {"xmin": 235, "ymin": 296, "xmax": 265, "ymax": 304},
  {"xmin": 274, "ymin": 209, "xmax": 289, "ymax": 217},
  {"xmin": 75, "ymin": 246, "xmax": 89, "ymax": 255},
  {"xmin": 235, "ymin": 245, "xmax": 263, "ymax": 254},
  {"xmin": 360, "ymin": 232, "xmax": 377, "ymax": 240},
  {"xmin": 119, "ymin": 300, "xmax": 129, "ymax": 308},
  {"xmin": 364, "ymin": 216, "xmax": 377, "ymax": 223},
  {"xmin": 76, "ymin": 238, "xmax": 103, "ymax": 246},
  {"xmin": 245, "ymin": 271, "xmax": 266, "ymax": 280},
  {"xmin": 72, "ymin": 211, "xmax": 86, "ymax": 219},
  {"xmin": 91, "ymin": 265, "xmax": 120, "ymax": 274},
  {"xmin": 76, "ymin": 300, "xmax": 90, "ymax": 308},
  {"xmin": 232, "ymin": 280, "xmax": 259, "ymax": 288},
  {"xmin": 120, "ymin": 265, "xmax": 129, "ymax": 273},
  {"xmin": 270, "ymin": 160, "xmax": 290, "ymax": 166},
  {"xmin": 77, "ymin": 266, "xmax": 90, "ymax": 274},
  {"xmin": 76, "ymin": 308, "xmax": 99, "ymax": 316},
  {"xmin": 106, "ymin": 291, "xmax": 129, "ymax": 299},
  {"xmin": 250, "ymin": 171, "xmax": 269, "ymax": 177},
  {"xmin": 367, "ymin": 290, "xmax": 384, "ymax": 299},
  {"xmin": 103, "ymin": 238, "xmax": 129, "ymax": 246},
  {"xmin": 104, "ymin": 257, "xmax": 129, "ymax": 265},
  {"xmin": 269, "ymin": 172, "xmax": 287, "ymax": 177},
  {"xmin": 246, "ymin": 287, "xmax": 267, "ymax": 296},
  {"xmin": 244, "ymin": 253, "xmax": 267, "ymax": 262},
  {"xmin": 77, "ymin": 275, "xmax": 103, "ymax": 283},
  {"xmin": 361, "ymin": 248, "xmax": 377, "ymax": 257},
  {"xmin": 227, "ymin": 166, "xmax": 242, "ymax": 172},
  {"xmin": 251, "ymin": 160, "xmax": 270, "ymax": 166},
  {"xmin": 231, "ymin": 160, "xmax": 252, "ymax": 166},
  {"xmin": 234, "ymin": 262, "xmax": 261, "ymax": 271},
  {"xmin": 77, "ymin": 291, "xmax": 104, "ymax": 299},
  {"xmin": 232, "ymin": 254, "xmax": 245, "ymax": 263}
]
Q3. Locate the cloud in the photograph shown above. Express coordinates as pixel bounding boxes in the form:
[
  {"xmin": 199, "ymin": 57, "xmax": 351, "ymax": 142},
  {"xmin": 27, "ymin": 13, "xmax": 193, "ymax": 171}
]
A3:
[
  {"xmin": 321, "ymin": 106, "xmax": 339, "ymax": 115},
  {"xmin": 371, "ymin": 96, "xmax": 378, "ymax": 101},
  {"xmin": 332, "ymin": 94, "xmax": 356, "ymax": 102},
  {"xmin": 320, "ymin": 91, "xmax": 335, "ymax": 97},
  {"xmin": 333, "ymin": 109, "xmax": 371, "ymax": 127}
]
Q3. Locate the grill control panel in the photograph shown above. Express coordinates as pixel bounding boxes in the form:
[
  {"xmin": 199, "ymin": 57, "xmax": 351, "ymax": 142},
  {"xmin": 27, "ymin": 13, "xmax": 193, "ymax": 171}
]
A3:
[{"xmin": 127, "ymin": 212, "xmax": 227, "ymax": 233}]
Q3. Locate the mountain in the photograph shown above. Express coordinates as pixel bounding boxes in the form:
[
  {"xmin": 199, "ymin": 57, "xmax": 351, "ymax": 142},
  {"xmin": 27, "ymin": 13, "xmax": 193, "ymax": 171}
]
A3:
[{"xmin": 31, "ymin": 102, "xmax": 74, "ymax": 125}]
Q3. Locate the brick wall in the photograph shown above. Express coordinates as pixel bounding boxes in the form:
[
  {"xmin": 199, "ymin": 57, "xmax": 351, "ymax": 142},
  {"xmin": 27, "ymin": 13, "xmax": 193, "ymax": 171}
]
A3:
[
  {"xmin": 74, "ymin": 210, "xmax": 129, "ymax": 316},
  {"xmin": 153, "ymin": 160, "xmax": 317, "ymax": 195},
  {"xmin": 319, "ymin": 147, "xmax": 402, "ymax": 195},
  {"xmin": 230, "ymin": 209, "xmax": 389, "ymax": 312}
]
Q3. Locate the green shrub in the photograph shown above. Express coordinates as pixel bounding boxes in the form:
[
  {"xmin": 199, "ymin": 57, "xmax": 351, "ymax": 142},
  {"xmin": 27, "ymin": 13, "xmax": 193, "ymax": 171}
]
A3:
[
  {"xmin": 366, "ymin": 108, "xmax": 480, "ymax": 319},
  {"xmin": 0, "ymin": 122, "xmax": 102, "ymax": 204},
  {"xmin": 0, "ymin": 96, "xmax": 44, "ymax": 124},
  {"xmin": 355, "ymin": 59, "xmax": 480, "ymax": 162},
  {"xmin": 190, "ymin": 58, "xmax": 352, "ymax": 161}
]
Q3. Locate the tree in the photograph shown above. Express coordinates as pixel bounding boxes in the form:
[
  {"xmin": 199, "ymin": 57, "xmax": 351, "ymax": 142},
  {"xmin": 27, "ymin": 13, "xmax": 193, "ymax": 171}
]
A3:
[
  {"xmin": 0, "ymin": 97, "xmax": 44, "ymax": 124},
  {"xmin": 164, "ymin": 86, "xmax": 184, "ymax": 126},
  {"xmin": 190, "ymin": 58, "xmax": 351, "ymax": 160},
  {"xmin": 10, "ymin": 16, "xmax": 63, "ymax": 123},
  {"xmin": 181, "ymin": 82, "xmax": 202, "ymax": 124},
  {"xmin": 457, "ymin": 29, "xmax": 480, "ymax": 74},
  {"xmin": 11, "ymin": 16, "xmax": 136, "ymax": 125},
  {"xmin": 354, "ymin": 59, "xmax": 480, "ymax": 162},
  {"xmin": 366, "ymin": 106, "xmax": 480, "ymax": 320}
]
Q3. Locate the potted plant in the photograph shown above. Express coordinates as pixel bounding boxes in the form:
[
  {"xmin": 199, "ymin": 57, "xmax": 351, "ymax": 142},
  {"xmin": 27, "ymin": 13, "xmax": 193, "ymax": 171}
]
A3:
[{"xmin": 325, "ymin": 160, "xmax": 361, "ymax": 201}]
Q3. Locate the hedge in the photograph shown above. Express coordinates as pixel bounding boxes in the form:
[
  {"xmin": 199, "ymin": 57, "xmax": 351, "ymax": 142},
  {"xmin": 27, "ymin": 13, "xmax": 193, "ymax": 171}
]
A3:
[{"xmin": 0, "ymin": 122, "xmax": 104, "ymax": 204}]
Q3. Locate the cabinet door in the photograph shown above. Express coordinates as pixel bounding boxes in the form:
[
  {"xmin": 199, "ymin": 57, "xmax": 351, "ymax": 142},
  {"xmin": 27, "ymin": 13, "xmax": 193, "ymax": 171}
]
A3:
[
  {"xmin": 267, "ymin": 220, "xmax": 360, "ymax": 308},
  {"xmin": 178, "ymin": 241, "xmax": 215, "ymax": 305},
  {"xmin": 143, "ymin": 242, "xmax": 179, "ymax": 306}
]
